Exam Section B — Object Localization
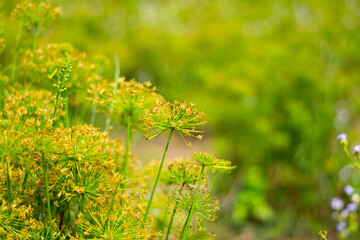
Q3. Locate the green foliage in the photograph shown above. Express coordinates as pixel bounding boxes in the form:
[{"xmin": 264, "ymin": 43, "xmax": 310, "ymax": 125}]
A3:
[{"xmin": 0, "ymin": 1, "xmax": 235, "ymax": 239}]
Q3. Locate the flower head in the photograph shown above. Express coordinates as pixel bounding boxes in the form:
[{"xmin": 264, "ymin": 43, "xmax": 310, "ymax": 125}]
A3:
[
  {"xmin": 90, "ymin": 78, "xmax": 162, "ymax": 129},
  {"xmin": 11, "ymin": 0, "xmax": 62, "ymax": 31},
  {"xmin": 337, "ymin": 133, "xmax": 347, "ymax": 141},
  {"xmin": 337, "ymin": 133, "xmax": 347, "ymax": 144},
  {"xmin": 331, "ymin": 197, "xmax": 344, "ymax": 210},
  {"xmin": 174, "ymin": 190, "xmax": 219, "ymax": 222},
  {"xmin": 166, "ymin": 159, "xmax": 201, "ymax": 185},
  {"xmin": 144, "ymin": 100, "xmax": 206, "ymax": 145},
  {"xmin": 354, "ymin": 145, "xmax": 360, "ymax": 154},
  {"xmin": 341, "ymin": 209, "xmax": 350, "ymax": 218},
  {"xmin": 347, "ymin": 203, "xmax": 358, "ymax": 212},
  {"xmin": 352, "ymin": 193, "xmax": 360, "ymax": 203},
  {"xmin": 344, "ymin": 185, "xmax": 354, "ymax": 196},
  {"xmin": 336, "ymin": 222, "xmax": 346, "ymax": 231}
]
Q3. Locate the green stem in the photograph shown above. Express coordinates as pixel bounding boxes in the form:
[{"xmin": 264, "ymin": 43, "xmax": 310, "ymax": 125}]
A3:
[
  {"xmin": 66, "ymin": 201, "xmax": 71, "ymax": 228},
  {"xmin": 79, "ymin": 194, "xmax": 85, "ymax": 238},
  {"xmin": 0, "ymin": 84, "xmax": 4, "ymax": 110},
  {"xmin": 107, "ymin": 115, "xmax": 132, "ymax": 215},
  {"xmin": 122, "ymin": 115, "xmax": 132, "ymax": 181},
  {"xmin": 6, "ymin": 155, "xmax": 11, "ymax": 206},
  {"xmin": 41, "ymin": 152, "xmax": 52, "ymax": 239},
  {"xmin": 90, "ymin": 97, "xmax": 97, "ymax": 125},
  {"xmin": 180, "ymin": 165, "xmax": 205, "ymax": 240},
  {"xmin": 210, "ymin": 172, "xmax": 218, "ymax": 193},
  {"xmin": 32, "ymin": 27, "xmax": 39, "ymax": 53},
  {"xmin": 90, "ymin": 66, "xmax": 103, "ymax": 125},
  {"xmin": 10, "ymin": 21, "xmax": 23, "ymax": 83},
  {"xmin": 105, "ymin": 54, "xmax": 120, "ymax": 132},
  {"xmin": 21, "ymin": 158, "xmax": 31, "ymax": 192},
  {"xmin": 343, "ymin": 143, "xmax": 360, "ymax": 168},
  {"xmin": 65, "ymin": 97, "xmax": 69, "ymax": 128},
  {"xmin": 53, "ymin": 74, "xmax": 61, "ymax": 118},
  {"xmin": 143, "ymin": 129, "xmax": 174, "ymax": 224},
  {"xmin": 165, "ymin": 183, "xmax": 185, "ymax": 240}
]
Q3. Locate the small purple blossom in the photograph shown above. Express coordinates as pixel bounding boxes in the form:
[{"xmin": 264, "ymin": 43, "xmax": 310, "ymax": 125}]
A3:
[
  {"xmin": 354, "ymin": 145, "xmax": 360, "ymax": 154},
  {"xmin": 341, "ymin": 209, "xmax": 350, "ymax": 218},
  {"xmin": 336, "ymin": 222, "xmax": 347, "ymax": 231},
  {"xmin": 337, "ymin": 133, "xmax": 347, "ymax": 141},
  {"xmin": 347, "ymin": 203, "xmax": 358, "ymax": 212},
  {"xmin": 344, "ymin": 185, "xmax": 354, "ymax": 196},
  {"xmin": 331, "ymin": 197, "xmax": 344, "ymax": 210}
]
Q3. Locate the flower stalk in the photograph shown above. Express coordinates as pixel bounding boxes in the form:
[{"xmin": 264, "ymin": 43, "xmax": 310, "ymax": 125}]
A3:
[
  {"xmin": 143, "ymin": 128, "xmax": 174, "ymax": 223},
  {"xmin": 180, "ymin": 164, "xmax": 205, "ymax": 240},
  {"xmin": 41, "ymin": 152, "xmax": 53, "ymax": 239},
  {"xmin": 165, "ymin": 183, "xmax": 185, "ymax": 240}
]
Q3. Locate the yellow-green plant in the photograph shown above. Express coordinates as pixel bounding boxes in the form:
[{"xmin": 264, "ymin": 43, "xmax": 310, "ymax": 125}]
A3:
[
  {"xmin": 0, "ymin": 1, "xmax": 235, "ymax": 239},
  {"xmin": 142, "ymin": 100, "xmax": 206, "ymax": 224}
]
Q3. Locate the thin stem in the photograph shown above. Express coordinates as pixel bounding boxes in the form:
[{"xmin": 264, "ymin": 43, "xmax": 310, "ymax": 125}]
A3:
[
  {"xmin": 65, "ymin": 97, "xmax": 69, "ymax": 128},
  {"xmin": 90, "ymin": 66, "xmax": 103, "ymax": 125},
  {"xmin": 165, "ymin": 183, "xmax": 185, "ymax": 240},
  {"xmin": 21, "ymin": 158, "xmax": 31, "ymax": 192},
  {"xmin": 210, "ymin": 172, "xmax": 218, "ymax": 193},
  {"xmin": 122, "ymin": 114, "xmax": 132, "ymax": 181},
  {"xmin": 90, "ymin": 96, "xmax": 97, "ymax": 125},
  {"xmin": 107, "ymin": 115, "xmax": 132, "ymax": 215},
  {"xmin": 10, "ymin": 21, "xmax": 23, "ymax": 83},
  {"xmin": 105, "ymin": 54, "xmax": 120, "ymax": 132},
  {"xmin": 143, "ymin": 129, "xmax": 174, "ymax": 224},
  {"xmin": 53, "ymin": 74, "xmax": 61, "ymax": 118},
  {"xmin": 343, "ymin": 143, "xmax": 360, "ymax": 168},
  {"xmin": 32, "ymin": 27, "xmax": 39, "ymax": 53},
  {"xmin": 0, "ymin": 84, "xmax": 4, "ymax": 110},
  {"xmin": 41, "ymin": 152, "xmax": 52, "ymax": 239},
  {"xmin": 180, "ymin": 165, "xmax": 205, "ymax": 240},
  {"xmin": 6, "ymin": 155, "xmax": 12, "ymax": 206},
  {"xmin": 79, "ymin": 194, "xmax": 85, "ymax": 238},
  {"xmin": 74, "ymin": 92, "xmax": 78, "ymax": 127}
]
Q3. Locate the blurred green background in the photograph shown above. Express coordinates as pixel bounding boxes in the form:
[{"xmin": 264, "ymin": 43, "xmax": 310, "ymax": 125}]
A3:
[{"xmin": 3, "ymin": 0, "xmax": 360, "ymax": 239}]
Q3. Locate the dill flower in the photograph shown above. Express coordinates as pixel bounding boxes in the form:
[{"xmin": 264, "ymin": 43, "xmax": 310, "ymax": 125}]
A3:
[
  {"xmin": 166, "ymin": 159, "xmax": 202, "ymax": 185},
  {"xmin": 144, "ymin": 100, "xmax": 206, "ymax": 146},
  {"xmin": 76, "ymin": 207, "xmax": 159, "ymax": 239},
  {"xmin": 191, "ymin": 152, "xmax": 221, "ymax": 167},
  {"xmin": 11, "ymin": 0, "xmax": 62, "ymax": 31},
  {"xmin": 0, "ymin": 89, "xmax": 63, "ymax": 131},
  {"xmin": 20, "ymin": 43, "xmax": 85, "ymax": 86},
  {"xmin": 91, "ymin": 77, "xmax": 162, "ymax": 129},
  {"xmin": 174, "ymin": 190, "xmax": 219, "ymax": 223}
]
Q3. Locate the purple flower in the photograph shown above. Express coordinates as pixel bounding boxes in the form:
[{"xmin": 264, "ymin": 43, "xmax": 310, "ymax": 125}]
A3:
[
  {"xmin": 336, "ymin": 222, "xmax": 346, "ymax": 231},
  {"xmin": 347, "ymin": 203, "xmax": 358, "ymax": 212},
  {"xmin": 337, "ymin": 133, "xmax": 347, "ymax": 141},
  {"xmin": 344, "ymin": 185, "xmax": 354, "ymax": 196},
  {"xmin": 341, "ymin": 209, "xmax": 350, "ymax": 217},
  {"xmin": 354, "ymin": 145, "xmax": 360, "ymax": 154},
  {"xmin": 331, "ymin": 197, "xmax": 344, "ymax": 210}
]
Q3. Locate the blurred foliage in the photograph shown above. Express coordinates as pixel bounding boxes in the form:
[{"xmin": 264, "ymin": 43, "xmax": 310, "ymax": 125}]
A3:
[{"xmin": 2, "ymin": 0, "xmax": 360, "ymax": 238}]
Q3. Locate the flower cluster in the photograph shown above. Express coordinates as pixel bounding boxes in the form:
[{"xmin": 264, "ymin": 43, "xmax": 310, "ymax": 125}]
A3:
[
  {"xmin": 331, "ymin": 185, "xmax": 359, "ymax": 238},
  {"xmin": 89, "ymin": 77, "xmax": 162, "ymax": 129},
  {"xmin": 144, "ymin": 100, "xmax": 206, "ymax": 145},
  {"xmin": 0, "ymin": 89, "xmax": 63, "ymax": 131},
  {"xmin": 11, "ymin": 0, "xmax": 62, "ymax": 31},
  {"xmin": 0, "ymin": 1, "xmax": 235, "ymax": 239}
]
